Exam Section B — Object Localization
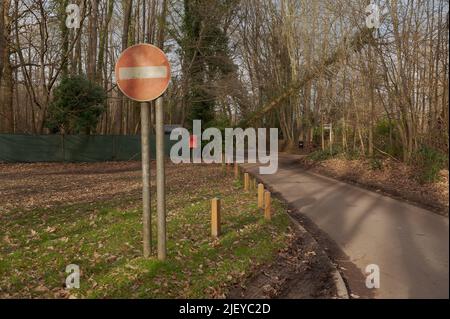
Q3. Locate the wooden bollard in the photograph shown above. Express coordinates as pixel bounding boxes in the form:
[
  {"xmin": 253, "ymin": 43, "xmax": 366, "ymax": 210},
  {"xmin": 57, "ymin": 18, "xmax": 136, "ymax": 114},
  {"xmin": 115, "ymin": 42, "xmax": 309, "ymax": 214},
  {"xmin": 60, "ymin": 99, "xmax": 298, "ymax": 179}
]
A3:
[
  {"xmin": 234, "ymin": 162, "xmax": 239, "ymax": 179},
  {"xmin": 264, "ymin": 191, "xmax": 271, "ymax": 220},
  {"xmin": 211, "ymin": 198, "xmax": 221, "ymax": 238},
  {"xmin": 257, "ymin": 183, "xmax": 265, "ymax": 208},
  {"xmin": 249, "ymin": 177, "xmax": 254, "ymax": 191},
  {"xmin": 244, "ymin": 173, "xmax": 250, "ymax": 191}
]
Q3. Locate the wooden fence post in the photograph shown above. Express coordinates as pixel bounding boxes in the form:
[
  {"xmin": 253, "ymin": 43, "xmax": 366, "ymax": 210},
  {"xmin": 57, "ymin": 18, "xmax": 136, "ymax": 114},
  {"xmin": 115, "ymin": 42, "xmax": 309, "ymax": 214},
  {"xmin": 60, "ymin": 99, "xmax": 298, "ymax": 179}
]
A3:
[
  {"xmin": 264, "ymin": 191, "xmax": 271, "ymax": 220},
  {"xmin": 244, "ymin": 173, "xmax": 250, "ymax": 191},
  {"xmin": 211, "ymin": 198, "xmax": 221, "ymax": 238},
  {"xmin": 234, "ymin": 162, "xmax": 239, "ymax": 179},
  {"xmin": 258, "ymin": 183, "xmax": 264, "ymax": 209}
]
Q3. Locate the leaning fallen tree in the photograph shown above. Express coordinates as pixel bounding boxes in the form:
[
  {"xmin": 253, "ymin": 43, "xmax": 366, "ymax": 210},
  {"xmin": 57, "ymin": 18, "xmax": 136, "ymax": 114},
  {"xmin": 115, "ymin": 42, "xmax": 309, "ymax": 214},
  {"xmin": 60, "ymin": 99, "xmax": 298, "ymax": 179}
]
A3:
[{"xmin": 247, "ymin": 27, "xmax": 375, "ymax": 125}]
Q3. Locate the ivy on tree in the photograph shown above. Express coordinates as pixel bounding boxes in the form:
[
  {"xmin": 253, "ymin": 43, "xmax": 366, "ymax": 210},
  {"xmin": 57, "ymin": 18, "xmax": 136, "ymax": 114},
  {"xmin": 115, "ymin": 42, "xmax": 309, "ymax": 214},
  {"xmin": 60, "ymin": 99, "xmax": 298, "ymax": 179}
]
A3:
[
  {"xmin": 46, "ymin": 76, "xmax": 106, "ymax": 134},
  {"xmin": 182, "ymin": 0, "xmax": 237, "ymax": 129}
]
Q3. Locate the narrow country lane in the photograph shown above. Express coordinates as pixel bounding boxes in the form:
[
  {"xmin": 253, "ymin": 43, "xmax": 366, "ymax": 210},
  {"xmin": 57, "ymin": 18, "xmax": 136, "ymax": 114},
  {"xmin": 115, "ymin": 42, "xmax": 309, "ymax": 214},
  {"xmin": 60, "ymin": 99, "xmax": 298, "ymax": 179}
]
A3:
[{"xmin": 243, "ymin": 154, "xmax": 449, "ymax": 299}]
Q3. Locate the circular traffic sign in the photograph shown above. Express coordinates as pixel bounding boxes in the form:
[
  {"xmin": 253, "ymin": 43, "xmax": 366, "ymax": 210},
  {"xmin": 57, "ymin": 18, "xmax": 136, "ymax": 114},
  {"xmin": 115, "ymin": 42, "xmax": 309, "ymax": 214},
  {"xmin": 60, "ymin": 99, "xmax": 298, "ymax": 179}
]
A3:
[{"xmin": 115, "ymin": 43, "xmax": 171, "ymax": 102}]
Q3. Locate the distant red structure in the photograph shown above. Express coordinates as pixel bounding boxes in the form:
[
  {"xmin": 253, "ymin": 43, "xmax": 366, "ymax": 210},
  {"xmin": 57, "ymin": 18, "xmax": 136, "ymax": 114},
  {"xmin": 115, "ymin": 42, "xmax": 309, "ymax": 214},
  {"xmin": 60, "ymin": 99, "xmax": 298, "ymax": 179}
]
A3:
[{"xmin": 189, "ymin": 135, "xmax": 198, "ymax": 149}]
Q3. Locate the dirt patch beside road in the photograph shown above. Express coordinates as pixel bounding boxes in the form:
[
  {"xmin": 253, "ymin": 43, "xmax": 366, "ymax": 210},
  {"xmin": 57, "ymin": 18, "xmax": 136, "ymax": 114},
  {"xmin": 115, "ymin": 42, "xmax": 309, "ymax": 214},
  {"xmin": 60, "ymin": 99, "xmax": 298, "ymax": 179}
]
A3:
[{"xmin": 227, "ymin": 226, "xmax": 337, "ymax": 299}]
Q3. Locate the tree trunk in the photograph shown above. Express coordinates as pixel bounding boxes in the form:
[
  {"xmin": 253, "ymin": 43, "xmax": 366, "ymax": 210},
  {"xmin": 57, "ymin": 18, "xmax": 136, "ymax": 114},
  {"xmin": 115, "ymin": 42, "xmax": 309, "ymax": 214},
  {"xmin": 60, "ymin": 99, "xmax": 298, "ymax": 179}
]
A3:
[
  {"xmin": 118, "ymin": 0, "xmax": 133, "ymax": 134},
  {"xmin": 87, "ymin": 0, "xmax": 99, "ymax": 81},
  {"xmin": 97, "ymin": 0, "xmax": 114, "ymax": 84},
  {"xmin": 0, "ymin": 50, "xmax": 13, "ymax": 132},
  {"xmin": 0, "ymin": 0, "xmax": 8, "ymax": 86}
]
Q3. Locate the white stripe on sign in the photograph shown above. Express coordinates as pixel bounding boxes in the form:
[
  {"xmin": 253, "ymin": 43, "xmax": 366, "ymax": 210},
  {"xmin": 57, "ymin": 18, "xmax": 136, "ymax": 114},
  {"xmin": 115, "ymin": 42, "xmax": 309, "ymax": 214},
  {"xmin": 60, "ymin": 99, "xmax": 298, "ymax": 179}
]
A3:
[{"xmin": 119, "ymin": 66, "xmax": 168, "ymax": 80}]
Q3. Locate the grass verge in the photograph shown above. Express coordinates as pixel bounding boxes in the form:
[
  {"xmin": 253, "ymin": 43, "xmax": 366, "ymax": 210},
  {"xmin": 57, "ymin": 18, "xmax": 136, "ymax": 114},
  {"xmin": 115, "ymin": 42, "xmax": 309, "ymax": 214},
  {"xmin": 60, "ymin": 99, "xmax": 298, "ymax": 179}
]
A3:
[{"xmin": 0, "ymin": 165, "xmax": 291, "ymax": 298}]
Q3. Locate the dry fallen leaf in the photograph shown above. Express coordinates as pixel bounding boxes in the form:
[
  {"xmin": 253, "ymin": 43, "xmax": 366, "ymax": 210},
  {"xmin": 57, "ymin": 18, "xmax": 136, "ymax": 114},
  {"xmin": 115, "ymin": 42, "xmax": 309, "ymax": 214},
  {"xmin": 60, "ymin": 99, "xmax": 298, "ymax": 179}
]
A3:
[
  {"xmin": 34, "ymin": 285, "xmax": 49, "ymax": 292},
  {"xmin": 45, "ymin": 226, "xmax": 56, "ymax": 233}
]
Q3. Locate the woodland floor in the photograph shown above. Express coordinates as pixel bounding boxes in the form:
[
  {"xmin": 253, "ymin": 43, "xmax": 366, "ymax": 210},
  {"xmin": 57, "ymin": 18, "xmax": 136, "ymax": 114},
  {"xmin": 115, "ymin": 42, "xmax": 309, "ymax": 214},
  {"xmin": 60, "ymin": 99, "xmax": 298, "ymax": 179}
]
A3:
[{"xmin": 0, "ymin": 161, "xmax": 337, "ymax": 298}]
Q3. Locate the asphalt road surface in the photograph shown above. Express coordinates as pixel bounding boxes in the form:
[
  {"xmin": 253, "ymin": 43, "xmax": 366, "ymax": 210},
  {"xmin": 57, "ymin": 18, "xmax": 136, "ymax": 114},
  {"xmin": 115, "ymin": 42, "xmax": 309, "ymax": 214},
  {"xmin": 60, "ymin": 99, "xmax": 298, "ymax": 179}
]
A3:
[{"xmin": 242, "ymin": 154, "xmax": 449, "ymax": 299}]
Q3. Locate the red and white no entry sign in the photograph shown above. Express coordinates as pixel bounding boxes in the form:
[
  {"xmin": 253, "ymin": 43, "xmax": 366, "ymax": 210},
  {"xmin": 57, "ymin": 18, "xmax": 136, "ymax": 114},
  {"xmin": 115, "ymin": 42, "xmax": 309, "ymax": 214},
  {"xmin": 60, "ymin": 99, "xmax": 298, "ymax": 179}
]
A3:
[{"xmin": 115, "ymin": 43, "xmax": 171, "ymax": 102}]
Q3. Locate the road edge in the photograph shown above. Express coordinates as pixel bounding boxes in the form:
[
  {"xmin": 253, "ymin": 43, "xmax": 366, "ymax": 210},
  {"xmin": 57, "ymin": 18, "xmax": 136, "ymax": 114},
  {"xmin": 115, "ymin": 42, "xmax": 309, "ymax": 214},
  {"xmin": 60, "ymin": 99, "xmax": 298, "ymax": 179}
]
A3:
[
  {"xmin": 285, "ymin": 210, "xmax": 350, "ymax": 299},
  {"xmin": 242, "ymin": 167, "xmax": 350, "ymax": 299}
]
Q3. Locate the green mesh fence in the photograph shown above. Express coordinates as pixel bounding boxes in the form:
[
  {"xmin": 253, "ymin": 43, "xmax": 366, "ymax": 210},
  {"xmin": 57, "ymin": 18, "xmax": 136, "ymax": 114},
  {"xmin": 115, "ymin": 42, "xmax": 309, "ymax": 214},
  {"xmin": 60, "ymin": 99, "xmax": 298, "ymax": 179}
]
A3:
[{"xmin": 0, "ymin": 134, "xmax": 175, "ymax": 163}]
